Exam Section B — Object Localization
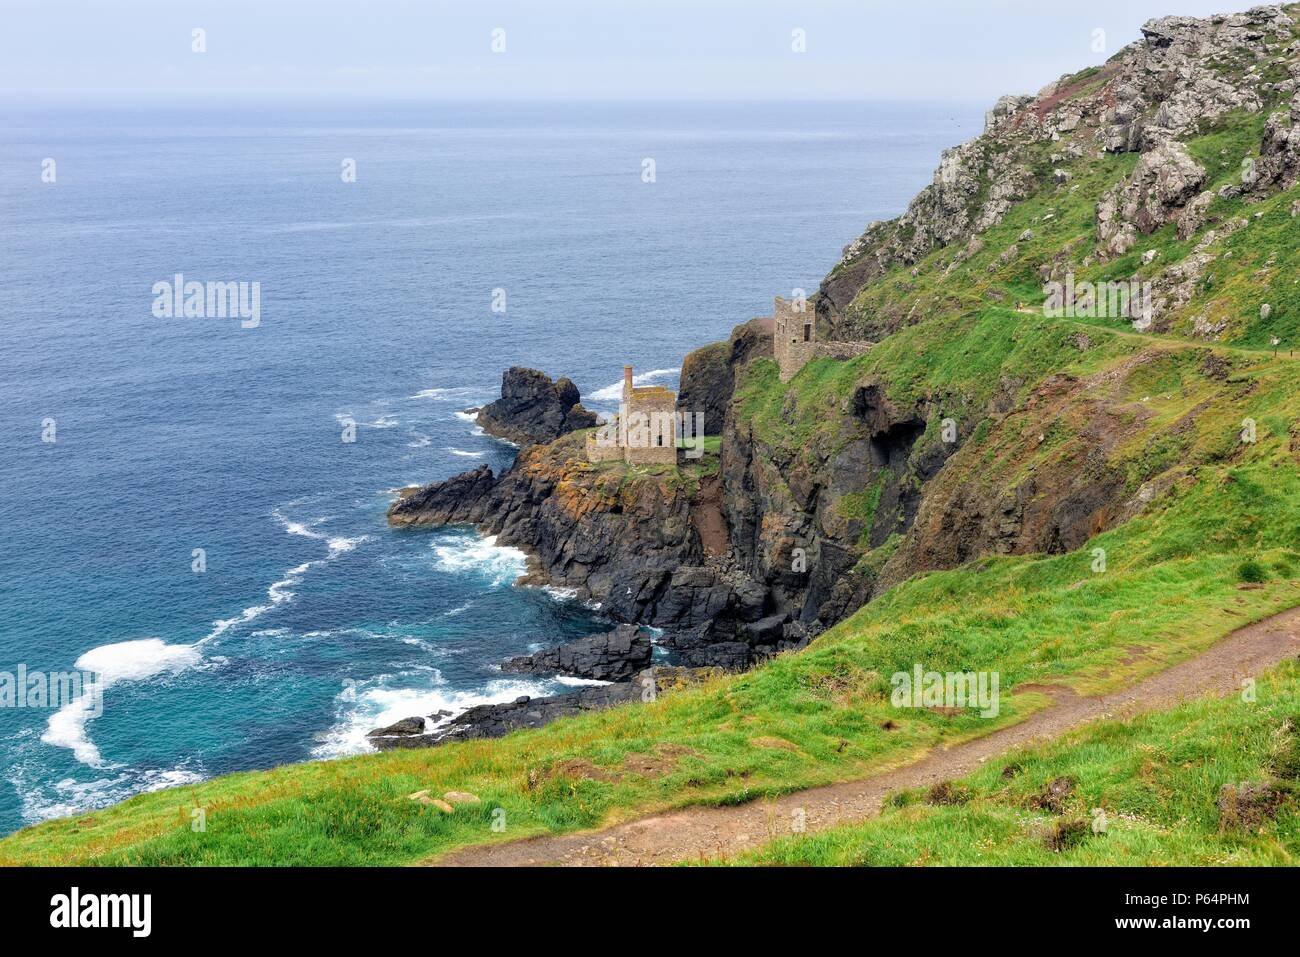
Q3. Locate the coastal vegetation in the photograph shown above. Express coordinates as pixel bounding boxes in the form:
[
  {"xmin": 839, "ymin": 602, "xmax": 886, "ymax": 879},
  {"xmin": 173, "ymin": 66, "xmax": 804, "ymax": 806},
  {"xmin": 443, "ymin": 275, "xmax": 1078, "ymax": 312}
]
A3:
[{"xmin": 3, "ymin": 3, "xmax": 1299, "ymax": 866}]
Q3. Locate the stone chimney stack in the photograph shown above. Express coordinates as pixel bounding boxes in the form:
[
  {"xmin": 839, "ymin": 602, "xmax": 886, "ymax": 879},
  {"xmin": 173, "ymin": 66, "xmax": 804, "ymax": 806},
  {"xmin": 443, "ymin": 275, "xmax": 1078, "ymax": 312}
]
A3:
[{"xmin": 623, "ymin": 364, "xmax": 633, "ymax": 396}]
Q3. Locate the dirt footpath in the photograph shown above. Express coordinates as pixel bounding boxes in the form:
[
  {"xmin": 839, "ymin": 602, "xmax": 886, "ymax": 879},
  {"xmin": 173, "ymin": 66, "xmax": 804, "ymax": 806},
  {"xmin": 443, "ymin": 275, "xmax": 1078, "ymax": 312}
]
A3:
[{"xmin": 432, "ymin": 606, "xmax": 1300, "ymax": 866}]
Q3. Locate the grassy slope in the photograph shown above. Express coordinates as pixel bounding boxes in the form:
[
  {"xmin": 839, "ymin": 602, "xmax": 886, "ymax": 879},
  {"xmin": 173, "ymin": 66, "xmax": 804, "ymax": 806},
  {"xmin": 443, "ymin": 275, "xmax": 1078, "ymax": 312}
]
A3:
[
  {"xmin": 835, "ymin": 81, "xmax": 1300, "ymax": 351},
  {"xmin": 2, "ymin": 313, "xmax": 1298, "ymax": 863},
  {"xmin": 714, "ymin": 661, "xmax": 1300, "ymax": 866}
]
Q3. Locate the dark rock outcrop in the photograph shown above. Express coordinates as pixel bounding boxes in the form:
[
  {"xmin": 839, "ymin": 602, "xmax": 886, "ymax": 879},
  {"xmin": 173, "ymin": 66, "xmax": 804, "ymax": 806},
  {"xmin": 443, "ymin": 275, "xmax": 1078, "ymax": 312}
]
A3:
[
  {"xmin": 390, "ymin": 464, "xmax": 497, "ymax": 526},
  {"xmin": 473, "ymin": 367, "xmax": 598, "ymax": 446},
  {"xmin": 368, "ymin": 666, "xmax": 720, "ymax": 750},
  {"xmin": 501, "ymin": 624, "xmax": 651, "ymax": 682},
  {"xmin": 366, "ymin": 716, "xmax": 425, "ymax": 739},
  {"xmin": 679, "ymin": 319, "xmax": 774, "ymax": 436},
  {"xmin": 678, "ymin": 343, "xmax": 730, "ymax": 435}
]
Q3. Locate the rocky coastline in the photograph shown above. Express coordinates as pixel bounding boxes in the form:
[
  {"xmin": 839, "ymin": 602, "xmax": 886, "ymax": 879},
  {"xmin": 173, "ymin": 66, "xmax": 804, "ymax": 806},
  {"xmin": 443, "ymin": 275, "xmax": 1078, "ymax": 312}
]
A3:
[{"xmin": 375, "ymin": 4, "xmax": 1300, "ymax": 748}]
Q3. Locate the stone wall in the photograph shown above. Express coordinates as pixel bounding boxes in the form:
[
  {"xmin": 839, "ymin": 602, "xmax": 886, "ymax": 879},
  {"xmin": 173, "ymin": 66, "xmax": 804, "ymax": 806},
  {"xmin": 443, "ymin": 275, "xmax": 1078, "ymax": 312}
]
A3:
[
  {"xmin": 585, "ymin": 431, "xmax": 623, "ymax": 463},
  {"xmin": 816, "ymin": 341, "xmax": 874, "ymax": 362}
]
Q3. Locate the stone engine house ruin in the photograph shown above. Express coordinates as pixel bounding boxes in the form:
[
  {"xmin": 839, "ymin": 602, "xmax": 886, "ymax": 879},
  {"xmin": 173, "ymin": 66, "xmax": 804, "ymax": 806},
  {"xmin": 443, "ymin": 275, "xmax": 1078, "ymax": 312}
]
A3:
[{"xmin": 586, "ymin": 365, "xmax": 678, "ymax": 465}]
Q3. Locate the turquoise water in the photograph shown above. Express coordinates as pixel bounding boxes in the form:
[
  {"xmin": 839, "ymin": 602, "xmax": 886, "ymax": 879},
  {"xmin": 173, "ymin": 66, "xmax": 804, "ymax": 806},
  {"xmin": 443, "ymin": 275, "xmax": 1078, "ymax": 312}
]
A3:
[{"xmin": 0, "ymin": 101, "xmax": 978, "ymax": 834}]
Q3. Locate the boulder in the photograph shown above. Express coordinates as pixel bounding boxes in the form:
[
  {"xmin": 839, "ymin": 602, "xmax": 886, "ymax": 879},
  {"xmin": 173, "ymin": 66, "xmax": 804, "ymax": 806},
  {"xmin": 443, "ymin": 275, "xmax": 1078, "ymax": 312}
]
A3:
[
  {"xmin": 1176, "ymin": 190, "xmax": 1215, "ymax": 241},
  {"xmin": 367, "ymin": 717, "xmax": 426, "ymax": 739},
  {"xmin": 473, "ymin": 367, "xmax": 598, "ymax": 445},
  {"xmin": 501, "ymin": 624, "xmax": 652, "ymax": 682}
]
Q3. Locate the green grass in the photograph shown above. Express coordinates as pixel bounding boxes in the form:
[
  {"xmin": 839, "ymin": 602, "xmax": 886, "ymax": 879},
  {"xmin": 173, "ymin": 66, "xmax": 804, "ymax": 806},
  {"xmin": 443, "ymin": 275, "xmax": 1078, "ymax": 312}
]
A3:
[
  {"xmin": 713, "ymin": 661, "xmax": 1300, "ymax": 866},
  {"xmin": 4, "ymin": 406, "xmax": 1298, "ymax": 862},
  {"xmin": 678, "ymin": 434, "xmax": 722, "ymax": 454}
]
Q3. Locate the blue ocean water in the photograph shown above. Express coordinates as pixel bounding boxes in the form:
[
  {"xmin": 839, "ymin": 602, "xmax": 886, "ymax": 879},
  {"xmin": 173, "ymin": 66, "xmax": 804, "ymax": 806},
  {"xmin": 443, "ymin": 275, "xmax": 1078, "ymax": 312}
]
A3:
[{"xmin": 0, "ymin": 101, "xmax": 979, "ymax": 834}]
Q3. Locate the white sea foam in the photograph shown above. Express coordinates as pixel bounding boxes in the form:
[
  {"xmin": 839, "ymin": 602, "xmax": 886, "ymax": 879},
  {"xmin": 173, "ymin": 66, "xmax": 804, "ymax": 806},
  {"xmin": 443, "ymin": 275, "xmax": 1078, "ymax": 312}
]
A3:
[
  {"xmin": 409, "ymin": 387, "xmax": 490, "ymax": 402},
  {"xmin": 13, "ymin": 764, "xmax": 204, "ymax": 826},
  {"xmin": 205, "ymin": 512, "xmax": 367, "ymax": 643},
  {"xmin": 453, "ymin": 410, "xmax": 478, "ymax": 422},
  {"xmin": 588, "ymin": 367, "xmax": 679, "ymax": 404},
  {"xmin": 446, "ymin": 447, "xmax": 485, "ymax": 457},
  {"xmin": 432, "ymin": 533, "xmax": 527, "ymax": 587},
  {"xmin": 311, "ymin": 674, "xmax": 557, "ymax": 759},
  {"xmin": 42, "ymin": 638, "xmax": 203, "ymax": 768},
  {"xmin": 406, "ymin": 432, "xmax": 432, "ymax": 448}
]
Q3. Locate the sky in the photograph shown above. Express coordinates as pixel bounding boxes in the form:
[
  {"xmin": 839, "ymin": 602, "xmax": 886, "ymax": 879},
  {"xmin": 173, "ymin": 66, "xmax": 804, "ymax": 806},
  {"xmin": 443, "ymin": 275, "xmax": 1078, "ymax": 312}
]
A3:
[{"xmin": 0, "ymin": 0, "xmax": 1257, "ymax": 104}]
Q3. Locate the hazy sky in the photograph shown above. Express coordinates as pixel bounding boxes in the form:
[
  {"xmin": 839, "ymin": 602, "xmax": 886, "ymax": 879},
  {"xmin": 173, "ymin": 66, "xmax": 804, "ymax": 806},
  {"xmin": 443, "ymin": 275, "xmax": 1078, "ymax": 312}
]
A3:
[{"xmin": 0, "ymin": 0, "xmax": 1252, "ymax": 104}]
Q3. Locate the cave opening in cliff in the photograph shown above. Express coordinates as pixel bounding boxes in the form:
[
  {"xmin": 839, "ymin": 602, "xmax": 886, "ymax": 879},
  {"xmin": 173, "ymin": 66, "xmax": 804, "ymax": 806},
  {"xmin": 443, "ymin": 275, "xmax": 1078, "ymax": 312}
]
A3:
[{"xmin": 869, "ymin": 419, "xmax": 925, "ymax": 471}]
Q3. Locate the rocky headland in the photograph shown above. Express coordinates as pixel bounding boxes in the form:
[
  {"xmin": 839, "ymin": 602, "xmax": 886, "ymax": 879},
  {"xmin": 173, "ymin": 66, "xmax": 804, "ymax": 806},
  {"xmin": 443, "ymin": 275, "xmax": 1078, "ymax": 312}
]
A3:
[{"xmin": 378, "ymin": 4, "xmax": 1300, "ymax": 747}]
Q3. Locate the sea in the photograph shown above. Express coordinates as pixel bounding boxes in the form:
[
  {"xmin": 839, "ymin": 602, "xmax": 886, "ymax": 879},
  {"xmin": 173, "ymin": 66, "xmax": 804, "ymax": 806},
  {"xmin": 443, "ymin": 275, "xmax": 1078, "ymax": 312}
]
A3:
[{"xmin": 0, "ymin": 100, "xmax": 981, "ymax": 835}]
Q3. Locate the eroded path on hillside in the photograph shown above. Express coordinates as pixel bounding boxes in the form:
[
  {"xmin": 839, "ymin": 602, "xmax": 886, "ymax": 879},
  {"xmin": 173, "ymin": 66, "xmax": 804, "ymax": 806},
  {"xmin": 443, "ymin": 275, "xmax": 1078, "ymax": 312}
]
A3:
[{"xmin": 430, "ymin": 605, "xmax": 1300, "ymax": 867}]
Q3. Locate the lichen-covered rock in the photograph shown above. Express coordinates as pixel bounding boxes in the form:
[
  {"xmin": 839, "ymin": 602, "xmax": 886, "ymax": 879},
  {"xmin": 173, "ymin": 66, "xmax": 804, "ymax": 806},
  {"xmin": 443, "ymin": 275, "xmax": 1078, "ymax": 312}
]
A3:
[
  {"xmin": 1176, "ymin": 190, "xmax": 1217, "ymax": 241},
  {"xmin": 1097, "ymin": 141, "xmax": 1206, "ymax": 257}
]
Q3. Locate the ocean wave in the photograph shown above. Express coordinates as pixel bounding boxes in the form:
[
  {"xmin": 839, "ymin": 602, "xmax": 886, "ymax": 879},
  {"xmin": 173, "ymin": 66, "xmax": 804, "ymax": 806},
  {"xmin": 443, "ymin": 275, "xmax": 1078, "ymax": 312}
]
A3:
[
  {"xmin": 409, "ymin": 387, "xmax": 491, "ymax": 403},
  {"xmin": 588, "ymin": 367, "xmax": 679, "ymax": 404},
  {"xmin": 445, "ymin": 447, "xmax": 485, "ymax": 458},
  {"xmin": 42, "ymin": 638, "xmax": 204, "ymax": 768},
  {"xmin": 334, "ymin": 412, "xmax": 399, "ymax": 429},
  {"xmin": 205, "ymin": 512, "xmax": 368, "ymax": 642},
  {"xmin": 406, "ymin": 432, "xmax": 432, "ymax": 448},
  {"xmin": 311, "ymin": 674, "xmax": 555, "ymax": 760},
  {"xmin": 432, "ymin": 532, "xmax": 527, "ymax": 587},
  {"xmin": 12, "ymin": 763, "xmax": 204, "ymax": 826}
]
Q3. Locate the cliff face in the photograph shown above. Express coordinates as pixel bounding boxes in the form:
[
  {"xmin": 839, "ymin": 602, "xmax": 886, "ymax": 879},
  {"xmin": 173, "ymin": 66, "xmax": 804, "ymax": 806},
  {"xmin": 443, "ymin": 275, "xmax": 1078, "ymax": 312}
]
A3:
[
  {"xmin": 677, "ymin": 317, "xmax": 774, "ymax": 435},
  {"xmin": 820, "ymin": 4, "xmax": 1300, "ymax": 343}
]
